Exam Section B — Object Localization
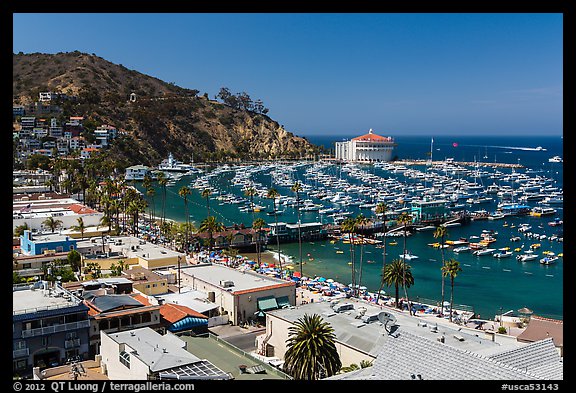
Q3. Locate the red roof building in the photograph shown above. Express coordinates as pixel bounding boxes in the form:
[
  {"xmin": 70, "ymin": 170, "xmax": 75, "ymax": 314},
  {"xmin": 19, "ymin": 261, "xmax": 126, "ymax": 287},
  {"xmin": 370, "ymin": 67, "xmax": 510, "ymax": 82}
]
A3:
[{"xmin": 335, "ymin": 129, "xmax": 396, "ymax": 162}]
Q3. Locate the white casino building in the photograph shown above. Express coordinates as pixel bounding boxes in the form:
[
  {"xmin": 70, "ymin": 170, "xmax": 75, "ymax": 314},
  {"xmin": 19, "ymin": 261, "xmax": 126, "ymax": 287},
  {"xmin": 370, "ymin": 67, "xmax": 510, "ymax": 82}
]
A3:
[{"xmin": 335, "ymin": 129, "xmax": 396, "ymax": 162}]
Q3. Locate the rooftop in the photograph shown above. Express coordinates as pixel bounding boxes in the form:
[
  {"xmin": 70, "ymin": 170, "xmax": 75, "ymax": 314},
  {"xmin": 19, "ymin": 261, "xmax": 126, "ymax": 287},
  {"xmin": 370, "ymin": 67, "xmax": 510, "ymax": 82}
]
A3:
[
  {"xmin": 180, "ymin": 264, "xmax": 294, "ymax": 294},
  {"xmin": 13, "ymin": 283, "xmax": 83, "ymax": 315}
]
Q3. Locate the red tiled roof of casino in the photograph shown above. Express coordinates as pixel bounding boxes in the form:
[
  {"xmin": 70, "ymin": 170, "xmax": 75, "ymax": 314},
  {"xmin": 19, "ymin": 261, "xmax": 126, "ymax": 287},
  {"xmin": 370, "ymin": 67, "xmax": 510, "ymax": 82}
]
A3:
[{"xmin": 351, "ymin": 128, "xmax": 393, "ymax": 142}]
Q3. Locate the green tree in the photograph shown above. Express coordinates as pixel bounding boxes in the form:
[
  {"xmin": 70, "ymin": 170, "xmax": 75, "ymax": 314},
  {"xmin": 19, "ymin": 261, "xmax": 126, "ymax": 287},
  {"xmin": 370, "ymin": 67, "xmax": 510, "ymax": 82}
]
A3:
[
  {"xmin": 14, "ymin": 223, "xmax": 29, "ymax": 238},
  {"xmin": 340, "ymin": 217, "xmax": 357, "ymax": 297},
  {"xmin": 266, "ymin": 187, "xmax": 282, "ymax": 270},
  {"xmin": 71, "ymin": 217, "xmax": 86, "ymax": 239},
  {"xmin": 198, "ymin": 216, "xmax": 225, "ymax": 251},
  {"xmin": 442, "ymin": 258, "xmax": 463, "ymax": 322},
  {"xmin": 291, "ymin": 181, "xmax": 303, "ymax": 278},
  {"xmin": 355, "ymin": 213, "xmax": 369, "ymax": 293},
  {"xmin": 283, "ymin": 314, "xmax": 341, "ymax": 380},
  {"xmin": 382, "ymin": 259, "xmax": 414, "ymax": 310},
  {"xmin": 42, "ymin": 216, "xmax": 63, "ymax": 233},
  {"xmin": 434, "ymin": 225, "xmax": 449, "ymax": 315},
  {"xmin": 201, "ymin": 188, "xmax": 211, "ymax": 218},
  {"xmin": 252, "ymin": 218, "xmax": 266, "ymax": 266},
  {"xmin": 178, "ymin": 186, "xmax": 192, "ymax": 252},
  {"xmin": 156, "ymin": 172, "xmax": 168, "ymax": 230},
  {"xmin": 375, "ymin": 202, "xmax": 388, "ymax": 303},
  {"xmin": 67, "ymin": 249, "xmax": 82, "ymax": 273},
  {"xmin": 397, "ymin": 212, "xmax": 413, "ymax": 315}
]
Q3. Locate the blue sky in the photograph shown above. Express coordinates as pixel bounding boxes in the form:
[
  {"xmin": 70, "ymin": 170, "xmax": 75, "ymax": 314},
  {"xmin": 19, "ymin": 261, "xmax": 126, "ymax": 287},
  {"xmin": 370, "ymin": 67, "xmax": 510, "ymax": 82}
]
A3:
[{"xmin": 13, "ymin": 13, "xmax": 563, "ymax": 136}]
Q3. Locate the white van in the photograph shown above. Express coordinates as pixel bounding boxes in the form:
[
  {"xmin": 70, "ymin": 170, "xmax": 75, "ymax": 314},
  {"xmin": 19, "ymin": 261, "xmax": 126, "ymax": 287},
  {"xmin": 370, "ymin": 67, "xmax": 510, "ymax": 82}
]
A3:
[{"xmin": 332, "ymin": 303, "xmax": 354, "ymax": 313}]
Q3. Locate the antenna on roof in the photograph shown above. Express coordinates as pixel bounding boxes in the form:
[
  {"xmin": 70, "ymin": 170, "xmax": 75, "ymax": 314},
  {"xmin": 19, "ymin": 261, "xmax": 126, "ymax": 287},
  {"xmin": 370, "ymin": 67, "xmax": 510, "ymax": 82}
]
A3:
[{"xmin": 377, "ymin": 311, "xmax": 397, "ymax": 334}]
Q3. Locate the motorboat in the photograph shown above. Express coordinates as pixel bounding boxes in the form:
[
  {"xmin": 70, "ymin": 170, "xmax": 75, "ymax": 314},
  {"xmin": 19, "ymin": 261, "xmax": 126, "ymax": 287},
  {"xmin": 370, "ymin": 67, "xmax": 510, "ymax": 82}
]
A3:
[
  {"xmin": 399, "ymin": 252, "xmax": 419, "ymax": 260},
  {"xmin": 517, "ymin": 253, "xmax": 538, "ymax": 262},
  {"xmin": 540, "ymin": 255, "xmax": 559, "ymax": 265},
  {"xmin": 529, "ymin": 207, "xmax": 557, "ymax": 217},
  {"xmin": 453, "ymin": 246, "xmax": 471, "ymax": 253},
  {"xmin": 473, "ymin": 248, "xmax": 496, "ymax": 256},
  {"xmin": 493, "ymin": 250, "xmax": 513, "ymax": 259},
  {"xmin": 548, "ymin": 156, "xmax": 562, "ymax": 163}
]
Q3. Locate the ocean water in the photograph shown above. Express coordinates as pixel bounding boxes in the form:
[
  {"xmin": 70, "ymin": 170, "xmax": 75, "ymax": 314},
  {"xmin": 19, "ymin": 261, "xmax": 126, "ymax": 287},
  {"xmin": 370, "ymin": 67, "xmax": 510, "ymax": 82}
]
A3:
[{"xmin": 136, "ymin": 134, "xmax": 564, "ymax": 320}]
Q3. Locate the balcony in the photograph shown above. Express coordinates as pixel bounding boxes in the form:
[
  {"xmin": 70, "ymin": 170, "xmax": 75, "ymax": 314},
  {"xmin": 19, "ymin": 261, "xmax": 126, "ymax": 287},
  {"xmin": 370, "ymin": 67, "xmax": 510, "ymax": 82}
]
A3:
[
  {"xmin": 64, "ymin": 338, "xmax": 81, "ymax": 349},
  {"xmin": 21, "ymin": 320, "xmax": 90, "ymax": 338},
  {"xmin": 13, "ymin": 348, "xmax": 29, "ymax": 358}
]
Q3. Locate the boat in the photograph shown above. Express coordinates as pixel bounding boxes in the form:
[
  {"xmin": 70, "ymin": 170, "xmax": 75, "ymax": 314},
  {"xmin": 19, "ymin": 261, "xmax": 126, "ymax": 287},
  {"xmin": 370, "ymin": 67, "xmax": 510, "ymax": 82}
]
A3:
[
  {"xmin": 488, "ymin": 212, "xmax": 506, "ymax": 220},
  {"xmin": 416, "ymin": 225, "xmax": 436, "ymax": 232},
  {"xmin": 473, "ymin": 248, "xmax": 496, "ymax": 256},
  {"xmin": 540, "ymin": 255, "xmax": 559, "ymax": 265},
  {"xmin": 493, "ymin": 250, "xmax": 513, "ymax": 258},
  {"xmin": 548, "ymin": 156, "xmax": 562, "ymax": 163},
  {"xmin": 548, "ymin": 218, "xmax": 563, "ymax": 227},
  {"xmin": 529, "ymin": 207, "xmax": 557, "ymax": 217},
  {"xmin": 510, "ymin": 236, "xmax": 521, "ymax": 242},
  {"xmin": 517, "ymin": 253, "xmax": 538, "ymax": 262},
  {"xmin": 388, "ymin": 241, "xmax": 398, "ymax": 246},
  {"xmin": 399, "ymin": 252, "xmax": 419, "ymax": 260},
  {"xmin": 158, "ymin": 152, "xmax": 198, "ymax": 173},
  {"xmin": 453, "ymin": 246, "xmax": 471, "ymax": 253}
]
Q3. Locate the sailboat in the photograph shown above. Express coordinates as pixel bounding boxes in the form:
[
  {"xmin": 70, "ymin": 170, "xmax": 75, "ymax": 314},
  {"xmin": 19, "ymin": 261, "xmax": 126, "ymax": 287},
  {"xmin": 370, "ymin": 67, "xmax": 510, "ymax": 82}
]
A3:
[{"xmin": 483, "ymin": 146, "xmax": 488, "ymax": 159}]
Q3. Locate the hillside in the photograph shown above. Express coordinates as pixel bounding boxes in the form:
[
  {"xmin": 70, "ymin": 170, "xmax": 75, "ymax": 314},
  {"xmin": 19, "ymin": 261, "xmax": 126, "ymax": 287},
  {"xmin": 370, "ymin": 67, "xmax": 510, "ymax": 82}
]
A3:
[{"xmin": 13, "ymin": 51, "xmax": 320, "ymax": 166}]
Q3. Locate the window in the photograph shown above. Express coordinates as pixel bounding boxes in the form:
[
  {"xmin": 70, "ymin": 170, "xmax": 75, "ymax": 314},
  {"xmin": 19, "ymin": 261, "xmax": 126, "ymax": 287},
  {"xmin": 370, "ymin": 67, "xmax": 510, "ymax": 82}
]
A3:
[
  {"xmin": 41, "ymin": 336, "xmax": 51, "ymax": 346},
  {"xmin": 14, "ymin": 341, "xmax": 26, "ymax": 350},
  {"xmin": 119, "ymin": 351, "xmax": 130, "ymax": 368},
  {"xmin": 22, "ymin": 263, "xmax": 31, "ymax": 269},
  {"xmin": 56, "ymin": 246, "xmax": 63, "ymax": 252},
  {"xmin": 70, "ymin": 245, "xmax": 74, "ymax": 250}
]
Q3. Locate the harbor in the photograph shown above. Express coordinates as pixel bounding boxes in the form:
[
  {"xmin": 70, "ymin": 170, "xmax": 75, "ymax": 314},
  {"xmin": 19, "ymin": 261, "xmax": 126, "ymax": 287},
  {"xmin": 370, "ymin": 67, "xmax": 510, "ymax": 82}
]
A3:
[{"xmin": 135, "ymin": 135, "xmax": 563, "ymax": 321}]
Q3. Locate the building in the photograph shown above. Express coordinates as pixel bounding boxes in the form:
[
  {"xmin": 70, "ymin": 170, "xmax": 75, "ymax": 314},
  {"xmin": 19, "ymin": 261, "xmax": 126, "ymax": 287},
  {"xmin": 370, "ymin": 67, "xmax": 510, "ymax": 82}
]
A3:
[
  {"xmin": 159, "ymin": 303, "xmax": 209, "ymax": 335},
  {"xmin": 13, "ymin": 282, "xmax": 91, "ymax": 378},
  {"xmin": 125, "ymin": 165, "xmax": 152, "ymax": 181},
  {"xmin": 82, "ymin": 290, "xmax": 163, "ymax": 356},
  {"xmin": 13, "ymin": 193, "xmax": 103, "ymax": 232},
  {"xmin": 19, "ymin": 230, "xmax": 78, "ymax": 256},
  {"xmin": 335, "ymin": 129, "xmax": 396, "ymax": 162},
  {"xmin": 122, "ymin": 266, "xmax": 169, "ymax": 296},
  {"xmin": 268, "ymin": 221, "xmax": 326, "ymax": 243},
  {"xmin": 178, "ymin": 264, "xmax": 296, "ymax": 326},
  {"xmin": 259, "ymin": 298, "xmax": 563, "ymax": 380},
  {"xmin": 13, "ymin": 251, "xmax": 71, "ymax": 280},
  {"xmin": 100, "ymin": 327, "xmax": 231, "ymax": 380},
  {"xmin": 516, "ymin": 315, "xmax": 563, "ymax": 356}
]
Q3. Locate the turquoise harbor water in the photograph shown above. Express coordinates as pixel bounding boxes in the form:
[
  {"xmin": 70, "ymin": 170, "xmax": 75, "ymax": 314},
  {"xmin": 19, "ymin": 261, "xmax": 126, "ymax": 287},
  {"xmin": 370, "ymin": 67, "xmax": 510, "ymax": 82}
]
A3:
[{"xmin": 136, "ymin": 135, "xmax": 564, "ymax": 321}]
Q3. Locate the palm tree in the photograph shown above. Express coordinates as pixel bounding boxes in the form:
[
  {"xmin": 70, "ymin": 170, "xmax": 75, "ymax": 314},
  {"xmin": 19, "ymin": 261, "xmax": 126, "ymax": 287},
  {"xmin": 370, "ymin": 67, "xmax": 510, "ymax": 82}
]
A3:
[
  {"xmin": 283, "ymin": 314, "xmax": 341, "ymax": 380},
  {"xmin": 98, "ymin": 215, "xmax": 111, "ymax": 253},
  {"xmin": 355, "ymin": 213, "xmax": 369, "ymax": 293},
  {"xmin": 382, "ymin": 259, "xmax": 414, "ymax": 310},
  {"xmin": 14, "ymin": 223, "xmax": 29, "ymax": 238},
  {"xmin": 198, "ymin": 216, "xmax": 225, "ymax": 251},
  {"xmin": 201, "ymin": 188, "xmax": 212, "ymax": 218},
  {"xmin": 252, "ymin": 218, "xmax": 266, "ymax": 266},
  {"xmin": 71, "ymin": 217, "xmax": 86, "ymax": 239},
  {"xmin": 178, "ymin": 186, "xmax": 192, "ymax": 252},
  {"xmin": 375, "ymin": 202, "xmax": 388, "ymax": 303},
  {"xmin": 267, "ymin": 187, "xmax": 282, "ymax": 270},
  {"xmin": 434, "ymin": 225, "xmax": 448, "ymax": 315},
  {"xmin": 442, "ymin": 258, "xmax": 463, "ymax": 322},
  {"xmin": 397, "ymin": 212, "xmax": 413, "ymax": 315},
  {"xmin": 42, "ymin": 216, "xmax": 63, "ymax": 233},
  {"xmin": 156, "ymin": 172, "xmax": 168, "ymax": 229},
  {"xmin": 340, "ymin": 217, "xmax": 357, "ymax": 297},
  {"xmin": 244, "ymin": 186, "xmax": 256, "ymax": 218},
  {"xmin": 291, "ymin": 181, "xmax": 303, "ymax": 278}
]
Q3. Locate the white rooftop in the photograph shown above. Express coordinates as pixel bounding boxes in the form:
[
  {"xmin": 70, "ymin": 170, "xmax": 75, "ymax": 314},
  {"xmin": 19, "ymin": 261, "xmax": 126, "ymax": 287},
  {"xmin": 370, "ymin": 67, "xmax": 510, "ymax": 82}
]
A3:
[{"xmin": 180, "ymin": 264, "xmax": 293, "ymax": 293}]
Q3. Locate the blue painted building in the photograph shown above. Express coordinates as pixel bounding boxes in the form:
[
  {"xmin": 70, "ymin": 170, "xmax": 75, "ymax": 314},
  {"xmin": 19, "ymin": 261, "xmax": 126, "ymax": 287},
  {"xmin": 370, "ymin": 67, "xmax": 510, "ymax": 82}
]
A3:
[{"xmin": 20, "ymin": 230, "xmax": 78, "ymax": 256}]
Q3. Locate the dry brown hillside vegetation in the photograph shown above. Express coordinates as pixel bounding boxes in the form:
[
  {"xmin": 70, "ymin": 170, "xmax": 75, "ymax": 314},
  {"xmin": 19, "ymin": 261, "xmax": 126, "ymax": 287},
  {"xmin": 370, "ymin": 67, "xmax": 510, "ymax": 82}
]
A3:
[{"xmin": 13, "ymin": 51, "xmax": 321, "ymax": 166}]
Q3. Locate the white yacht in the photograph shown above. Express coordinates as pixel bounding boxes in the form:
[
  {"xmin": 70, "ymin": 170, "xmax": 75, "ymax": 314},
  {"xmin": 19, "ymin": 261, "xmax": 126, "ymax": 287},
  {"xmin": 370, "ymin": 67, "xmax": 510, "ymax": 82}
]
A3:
[
  {"xmin": 158, "ymin": 152, "xmax": 198, "ymax": 173},
  {"xmin": 548, "ymin": 156, "xmax": 562, "ymax": 163}
]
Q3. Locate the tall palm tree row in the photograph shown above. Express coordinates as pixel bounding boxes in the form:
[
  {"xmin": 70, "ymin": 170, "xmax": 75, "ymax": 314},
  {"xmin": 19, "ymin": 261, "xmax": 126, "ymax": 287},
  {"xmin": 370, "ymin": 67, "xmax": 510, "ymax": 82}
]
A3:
[
  {"xmin": 291, "ymin": 181, "xmax": 303, "ymax": 278},
  {"xmin": 442, "ymin": 258, "xmax": 463, "ymax": 322},
  {"xmin": 156, "ymin": 172, "xmax": 168, "ymax": 230},
  {"xmin": 283, "ymin": 313, "xmax": 341, "ymax": 380},
  {"xmin": 375, "ymin": 202, "xmax": 388, "ymax": 303},
  {"xmin": 433, "ymin": 225, "xmax": 448, "ymax": 315},
  {"xmin": 382, "ymin": 259, "xmax": 415, "ymax": 310},
  {"xmin": 266, "ymin": 187, "xmax": 282, "ymax": 271}
]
